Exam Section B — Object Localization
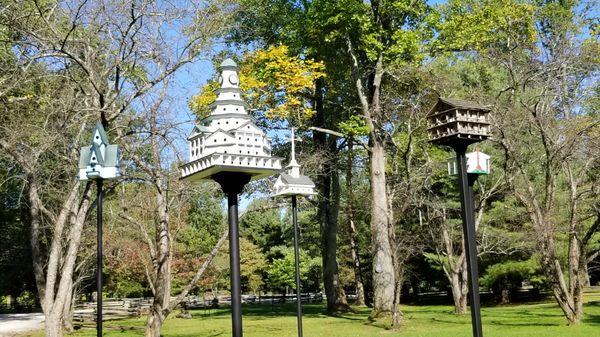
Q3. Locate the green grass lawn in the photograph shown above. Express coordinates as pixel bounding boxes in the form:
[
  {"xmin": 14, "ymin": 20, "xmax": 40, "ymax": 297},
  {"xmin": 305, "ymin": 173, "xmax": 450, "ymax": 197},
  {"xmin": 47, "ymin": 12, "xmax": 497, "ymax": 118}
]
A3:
[{"xmin": 23, "ymin": 291, "xmax": 600, "ymax": 337}]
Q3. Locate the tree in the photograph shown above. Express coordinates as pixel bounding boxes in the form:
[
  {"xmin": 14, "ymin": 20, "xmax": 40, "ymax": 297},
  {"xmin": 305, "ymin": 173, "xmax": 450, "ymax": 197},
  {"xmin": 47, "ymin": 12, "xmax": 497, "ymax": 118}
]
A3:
[
  {"xmin": 0, "ymin": 1, "xmax": 236, "ymax": 335},
  {"xmin": 435, "ymin": 0, "xmax": 599, "ymax": 324},
  {"xmin": 268, "ymin": 248, "xmax": 312, "ymax": 292},
  {"xmin": 118, "ymin": 86, "xmax": 232, "ymax": 337}
]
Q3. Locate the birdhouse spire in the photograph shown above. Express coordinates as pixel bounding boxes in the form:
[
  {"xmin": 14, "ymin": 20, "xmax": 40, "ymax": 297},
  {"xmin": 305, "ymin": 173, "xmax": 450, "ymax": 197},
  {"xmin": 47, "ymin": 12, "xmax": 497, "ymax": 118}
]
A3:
[{"xmin": 287, "ymin": 127, "xmax": 301, "ymax": 177}]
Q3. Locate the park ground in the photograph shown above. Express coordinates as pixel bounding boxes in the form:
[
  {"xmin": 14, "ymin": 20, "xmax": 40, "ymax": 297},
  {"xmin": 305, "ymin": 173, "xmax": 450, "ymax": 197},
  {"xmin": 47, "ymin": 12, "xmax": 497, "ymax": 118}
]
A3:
[{"xmin": 17, "ymin": 290, "xmax": 600, "ymax": 337}]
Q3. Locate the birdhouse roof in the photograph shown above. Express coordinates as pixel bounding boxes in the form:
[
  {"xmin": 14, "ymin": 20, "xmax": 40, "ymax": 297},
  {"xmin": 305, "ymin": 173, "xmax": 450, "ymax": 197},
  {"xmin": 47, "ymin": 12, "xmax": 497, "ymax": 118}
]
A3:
[
  {"xmin": 93, "ymin": 123, "xmax": 110, "ymax": 144},
  {"xmin": 78, "ymin": 147, "xmax": 91, "ymax": 169},
  {"xmin": 104, "ymin": 145, "xmax": 119, "ymax": 166},
  {"xmin": 78, "ymin": 144, "xmax": 119, "ymax": 168},
  {"xmin": 220, "ymin": 58, "xmax": 238, "ymax": 68},
  {"xmin": 279, "ymin": 173, "xmax": 315, "ymax": 187},
  {"xmin": 428, "ymin": 97, "xmax": 491, "ymax": 117},
  {"xmin": 187, "ymin": 125, "xmax": 211, "ymax": 140}
]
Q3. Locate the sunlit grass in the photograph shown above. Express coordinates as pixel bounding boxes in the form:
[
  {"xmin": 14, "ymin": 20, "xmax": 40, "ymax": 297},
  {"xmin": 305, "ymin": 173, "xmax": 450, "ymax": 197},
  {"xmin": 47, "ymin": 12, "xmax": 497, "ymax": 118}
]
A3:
[{"xmin": 23, "ymin": 291, "xmax": 600, "ymax": 337}]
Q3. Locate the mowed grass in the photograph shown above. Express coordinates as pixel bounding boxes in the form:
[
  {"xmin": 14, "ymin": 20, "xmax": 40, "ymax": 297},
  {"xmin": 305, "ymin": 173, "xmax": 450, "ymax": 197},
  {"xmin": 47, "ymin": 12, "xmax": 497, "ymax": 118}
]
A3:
[{"xmin": 23, "ymin": 291, "xmax": 600, "ymax": 337}]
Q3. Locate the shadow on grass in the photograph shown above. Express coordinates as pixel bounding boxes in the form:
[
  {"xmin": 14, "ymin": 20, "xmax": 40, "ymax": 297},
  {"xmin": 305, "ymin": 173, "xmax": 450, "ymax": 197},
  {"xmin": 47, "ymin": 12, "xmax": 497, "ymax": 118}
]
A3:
[
  {"xmin": 191, "ymin": 303, "xmax": 353, "ymax": 320},
  {"xmin": 583, "ymin": 314, "xmax": 600, "ymax": 325}
]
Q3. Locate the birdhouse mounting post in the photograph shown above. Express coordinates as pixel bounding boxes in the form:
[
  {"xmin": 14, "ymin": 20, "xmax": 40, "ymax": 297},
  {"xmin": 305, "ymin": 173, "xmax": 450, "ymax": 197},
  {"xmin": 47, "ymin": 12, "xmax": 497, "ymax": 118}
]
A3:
[
  {"xmin": 427, "ymin": 97, "xmax": 491, "ymax": 337},
  {"xmin": 455, "ymin": 146, "xmax": 483, "ymax": 337},
  {"xmin": 181, "ymin": 58, "xmax": 282, "ymax": 337},
  {"xmin": 212, "ymin": 172, "xmax": 251, "ymax": 337},
  {"xmin": 78, "ymin": 122, "xmax": 121, "ymax": 337}
]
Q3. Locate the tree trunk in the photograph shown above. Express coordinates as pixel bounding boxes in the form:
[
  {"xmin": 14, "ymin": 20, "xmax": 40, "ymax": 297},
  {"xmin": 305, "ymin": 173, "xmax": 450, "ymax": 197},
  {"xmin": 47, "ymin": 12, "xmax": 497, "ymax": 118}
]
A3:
[
  {"xmin": 25, "ymin": 176, "xmax": 46, "ymax": 312},
  {"xmin": 45, "ymin": 313, "xmax": 63, "ymax": 337},
  {"xmin": 145, "ymin": 308, "xmax": 165, "ymax": 337},
  {"xmin": 349, "ymin": 219, "xmax": 366, "ymax": 306},
  {"xmin": 319, "ymin": 152, "xmax": 350, "ymax": 312},
  {"xmin": 370, "ymin": 141, "xmax": 395, "ymax": 317},
  {"xmin": 346, "ymin": 141, "xmax": 365, "ymax": 306},
  {"xmin": 449, "ymin": 270, "xmax": 468, "ymax": 314},
  {"xmin": 391, "ymin": 268, "xmax": 404, "ymax": 329},
  {"xmin": 144, "ymin": 180, "xmax": 172, "ymax": 337},
  {"xmin": 61, "ymin": 280, "xmax": 74, "ymax": 333},
  {"xmin": 313, "ymin": 78, "xmax": 350, "ymax": 313}
]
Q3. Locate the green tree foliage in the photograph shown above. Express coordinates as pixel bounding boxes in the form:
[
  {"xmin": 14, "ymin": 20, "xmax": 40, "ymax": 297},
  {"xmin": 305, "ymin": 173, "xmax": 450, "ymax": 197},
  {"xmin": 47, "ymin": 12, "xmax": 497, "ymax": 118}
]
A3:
[
  {"xmin": 0, "ymin": 159, "xmax": 36, "ymax": 304},
  {"xmin": 480, "ymin": 257, "xmax": 544, "ymax": 297},
  {"xmin": 267, "ymin": 248, "xmax": 314, "ymax": 292},
  {"xmin": 241, "ymin": 200, "xmax": 285, "ymax": 257}
]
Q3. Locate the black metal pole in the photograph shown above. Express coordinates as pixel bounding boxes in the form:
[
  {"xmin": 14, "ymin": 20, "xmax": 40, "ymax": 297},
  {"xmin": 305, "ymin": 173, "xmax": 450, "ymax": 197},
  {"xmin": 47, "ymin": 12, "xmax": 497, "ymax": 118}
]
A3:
[
  {"xmin": 455, "ymin": 146, "xmax": 483, "ymax": 337},
  {"xmin": 227, "ymin": 191, "xmax": 243, "ymax": 337},
  {"xmin": 96, "ymin": 179, "xmax": 103, "ymax": 337},
  {"xmin": 213, "ymin": 172, "xmax": 251, "ymax": 337},
  {"xmin": 291, "ymin": 195, "xmax": 303, "ymax": 337}
]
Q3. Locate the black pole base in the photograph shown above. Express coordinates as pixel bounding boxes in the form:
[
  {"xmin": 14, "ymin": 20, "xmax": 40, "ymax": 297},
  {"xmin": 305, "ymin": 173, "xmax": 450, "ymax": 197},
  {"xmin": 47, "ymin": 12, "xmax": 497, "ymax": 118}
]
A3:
[{"xmin": 212, "ymin": 172, "xmax": 251, "ymax": 337}]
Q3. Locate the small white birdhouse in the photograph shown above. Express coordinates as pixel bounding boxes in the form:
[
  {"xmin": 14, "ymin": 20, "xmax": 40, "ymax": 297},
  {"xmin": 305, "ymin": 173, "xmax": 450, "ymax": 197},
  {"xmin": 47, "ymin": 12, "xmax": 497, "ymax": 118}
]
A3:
[
  {"xmin": 78, "ymin": 123, "xmax": 120, "ymax": 180},
  {"xmin": 181, "ymin": 58, "xmax": 282, "ymax": 182},
  {"xmin": 447, "ymin": 150, "xmax": 491, "ymax": 175},
  {"xmin": 273, "ymin": 128, "xmax": 316, "ymax": 197}
]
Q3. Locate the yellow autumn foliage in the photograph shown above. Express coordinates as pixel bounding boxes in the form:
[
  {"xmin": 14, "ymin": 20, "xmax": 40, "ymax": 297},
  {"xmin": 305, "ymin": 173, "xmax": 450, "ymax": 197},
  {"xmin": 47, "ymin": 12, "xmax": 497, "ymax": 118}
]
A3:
[{"xmin": 189, "ymin": 45, "xmax": 325, "ymax": 125}]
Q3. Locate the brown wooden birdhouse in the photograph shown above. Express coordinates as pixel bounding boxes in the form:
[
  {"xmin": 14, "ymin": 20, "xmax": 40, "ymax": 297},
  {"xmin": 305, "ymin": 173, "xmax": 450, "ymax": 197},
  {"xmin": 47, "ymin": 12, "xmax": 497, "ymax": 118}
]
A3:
[{"xmin": 427, "ymin": 97, "xmax": 491, "ymax": 147}]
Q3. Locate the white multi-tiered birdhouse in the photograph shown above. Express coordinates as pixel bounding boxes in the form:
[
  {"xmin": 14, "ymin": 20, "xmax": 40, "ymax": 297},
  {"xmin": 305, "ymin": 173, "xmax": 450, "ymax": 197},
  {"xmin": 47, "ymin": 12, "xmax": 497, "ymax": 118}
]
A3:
[
  {"xmin": 181, "ymin": 58, "xmax": 282, "ymax": 182},
  {"xmin": 273, "ymin": 128, "xmax": 316, "ymax": 197},
  {"xmin": 447, "ymin": 150, "xmax": 491, "ymax": 175},
  {"xmin": 78, "ymin": 123, "xmax": 120, "ymax": 180}
]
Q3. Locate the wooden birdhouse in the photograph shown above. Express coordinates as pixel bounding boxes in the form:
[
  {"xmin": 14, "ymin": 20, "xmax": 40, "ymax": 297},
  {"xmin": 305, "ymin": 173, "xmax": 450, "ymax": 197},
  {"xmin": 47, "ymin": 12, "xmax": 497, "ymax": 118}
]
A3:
[
  {"xmin": 447, "ymin": 150, "xmax": 491, "ymax": 175},
  {"xmin": 181, "ymin": 58, "xmax": 282, "ymax": 182},
  {"xmin": 427, "ymin": 97, "xmax": 491, "ymax": 147},
  {"xmin": 78, "ymin": 123, "xmax": 120, "ymax": 180},
  {"xmin": 273, "ymin": 128, "xmax": 316, "ymax": 197}
]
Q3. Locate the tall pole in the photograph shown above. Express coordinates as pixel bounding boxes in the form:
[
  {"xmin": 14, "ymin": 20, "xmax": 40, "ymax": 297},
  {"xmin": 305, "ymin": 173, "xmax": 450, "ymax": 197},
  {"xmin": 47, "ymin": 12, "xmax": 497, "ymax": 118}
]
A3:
[
  {"xmin": 227, "ymin": 190, "xmax": 243, "ymax": 337},
  {"xmin": 455, "ymin": 146, "xmax": 483, "ymax": 337},
  {"xmin": 96, "ymin": 179, "xmax": 103, "ymax": 337},
  {"xmin": 291, "ymin": 195, "xmax": 303, "ymax": 337},
  {"xmin": 214, "ymin": 172, "xmax": 250, "ymax": 337}
]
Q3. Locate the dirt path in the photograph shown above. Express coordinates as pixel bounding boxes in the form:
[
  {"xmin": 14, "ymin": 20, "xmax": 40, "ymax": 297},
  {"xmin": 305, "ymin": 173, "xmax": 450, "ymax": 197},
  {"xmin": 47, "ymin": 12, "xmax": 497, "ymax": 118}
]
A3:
[{"xmin": 0, "ymin": 313, "xmax": 44, "ymax": 337}]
